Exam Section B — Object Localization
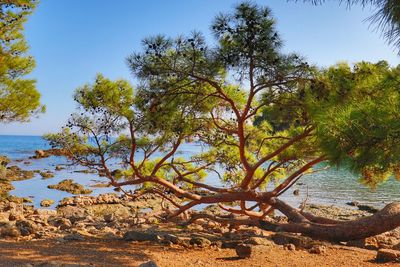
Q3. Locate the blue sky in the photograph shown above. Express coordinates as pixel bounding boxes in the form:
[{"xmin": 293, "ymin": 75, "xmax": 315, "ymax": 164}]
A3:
[{"xmin": 1, "ymin": 0, "xmax": 399, "ymax": 135}]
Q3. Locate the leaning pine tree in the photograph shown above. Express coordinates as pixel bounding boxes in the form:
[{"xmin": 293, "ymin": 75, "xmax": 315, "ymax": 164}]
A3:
[{"xmin": 47, "ymin": 2, "xmax": 400, "ymax": 241}]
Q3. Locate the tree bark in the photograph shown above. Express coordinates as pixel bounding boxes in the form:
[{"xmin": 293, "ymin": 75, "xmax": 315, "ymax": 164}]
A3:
[{"xmin": 259, "ymin": 198, "xmax": 400, "ymax": 241}]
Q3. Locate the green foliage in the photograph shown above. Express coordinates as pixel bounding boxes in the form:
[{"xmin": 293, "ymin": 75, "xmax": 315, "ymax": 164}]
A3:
[
  {"xmin": 0, "ymin": 0, "xmax": 44, "ymax": 122},
  {"xmin": 309, "ymin": 61, "xmax": 400, "ymax": 188}
]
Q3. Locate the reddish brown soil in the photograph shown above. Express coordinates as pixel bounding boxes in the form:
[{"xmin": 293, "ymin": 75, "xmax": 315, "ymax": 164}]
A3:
[{"xmin": 0, "ymin": 238, "xmax": 397, "ymax": 267}]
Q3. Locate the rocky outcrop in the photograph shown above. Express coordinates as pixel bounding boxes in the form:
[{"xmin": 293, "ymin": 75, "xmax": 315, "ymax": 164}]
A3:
[
  {"xmin": 31, "ymin": 149, "xmax": 71, "ymax": 159},
  {"xmin": 48, "ymin": 179, "xmax": 92, "ymax": 195}
]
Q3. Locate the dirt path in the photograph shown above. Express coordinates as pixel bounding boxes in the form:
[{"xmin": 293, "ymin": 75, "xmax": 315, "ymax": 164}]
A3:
[{"xmin": 0, "ymin": 238, "xmax": 397, "ymax": 267}]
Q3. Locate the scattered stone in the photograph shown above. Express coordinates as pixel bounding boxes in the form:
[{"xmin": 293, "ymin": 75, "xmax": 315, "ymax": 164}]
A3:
[
  {"xmin": 376, "ymin": 249, "xmax": 400, "ymax": 262},
  {"xmin": 285, "ymin": 243, "xmax": 296, "ymax": 251},
  {"xmin": 346, "ymin": 239, "xmax": 366, "ymax": 248},
  {"xmin": 245, "ymin": 237, "xmax": 274, "ymax": 246},
  {"xmin": 0, "ymin": 224, "xmax": 21, "ymax": 237},
  {"xmin": 48, "ymin": 179, "xmax": 92, "ymax": 195},
  {"xmin": 272, "ymin": 232, "xmax": 316, "ymax": 249},
  {"xmin": 35, "ymin": 208, "xmax": 57, "ymax": 217},
  {"xmin": 40, "ymin": 199, "xmax": 55, "ymax": 207},
  {"xmin": 103, "ymin": 213, "xmax": 115, "ymax": 223},
  {"xmin": 163, "ymin": 233, "xmax": 182, "ymax": 245},
  {"xmin": 138, "ymin": 261, "xmax": 158, "ymax": 267},
  {"xmin": 309, "ymin": 245, "xmax": 326, "ymax": 254},
  {"xmin": 63, "ymin": 233, "xmax": 84, "ymax": 241},
  {"xmin": 123, "ymin": 230, "xmax": 161, "ymax": 242},
  {"xmin": 16, "ymin": 220, "xmax": 37, "ymax": 236},
  {"xmin": 293, "ymin": 189, "xmax": 300, "ymax": 196},
  {"xmin": 236, "ymin": 244, "xmax": 253, "ymax": 258},
  {"xmin": 189, "ymin": 236, "xmax": 211, "ymax": 248},
  {"xmin": 50, "ymin": 218, "xmax": 72, "ymax": 230},
  {"xmin": 222, "ymin": 240, "xmax": 242, "ymax": 248}
]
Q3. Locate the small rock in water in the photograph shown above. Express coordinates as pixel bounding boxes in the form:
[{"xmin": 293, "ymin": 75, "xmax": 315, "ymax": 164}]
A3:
[
  {"xmin": 40, "ymin": 199, "xmax": 55, "ymax": 207},
  {"xmin": 235, "ymin": 244, "xmax": 253, "ymax": 258},
  {"xmin": 346, "ymin": 201, "xmax": 359, "ymax": 207}
]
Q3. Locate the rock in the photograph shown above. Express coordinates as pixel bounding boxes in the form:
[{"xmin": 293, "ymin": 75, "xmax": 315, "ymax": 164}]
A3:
[
  {"xmin": 138, "ymin": 261, "xmax": 158, "ymax": 267},
  {"xmin": 57, "ymin": 205, "xmax": 87, "ymax": 219},
  {"xmin": 40, "ymin": 199, "xmax": 55, "ymax": 207},
  {"xmin": 346, "ymin": 239, "xmax": 366, "ymax": 248},
  {"xmin": 35, "ymin": 209, "xmax": 57, "ymax": 217},
  {"xmin": 189, "ymin": 236, "xmax": 211, "ymax": 248},
  {"xmin": 272, "ymin": 232, "xmax": 316, "ymax": 249},
  {"xmin": 16, "ymin": 220, "xmax": 37, "ymax": 236},
  {"xmin": 35, "ymin": 150, "xmax": 47, "ymax": 158},
  {"xmin": 55, "ymin": 165, "xmax": 64, "ymax": 171},
  {"xmin": 309, "ymin": 245, "xmax": 327, "ymax": 254},
  {"xmin": 245, "ymin": 237, "xmax": 274, "ymax": 246},
  {"xmin": 0, "ymin": 155, "xmax": 10, "ymax": 166},
  {"xmin": 103, "ymin": 213, "xmax": 115, "ymax": 223},
  {"xmin": 163, "ymin": 233, "xmax": 182, "ymax": 245},
  {"xmin": 376, "ymin": 249, "xmax": 400, "ymax": 262},
  {"xmin": 222, "ymin": 240, "xmax": 242, "ymax": 248},
  {"xmin": 48, "ymin": 179, "xmax": 92, "ymax": 195},
  {"xmin": 0, "ymin": 212, "xmax": 10, "ymax": 222},
  {"xmin": 0, "ymin": 223, "xmax": 21, "ymax": 237},
  {"xmin": 9, "ymin": 212, "xmax": 24, "ymax": 221},
  {"xmin": 236, "ymin": 244, "xmax": 253, "ymax": 258},
  {"xmin": 293, "ymin": 189, "xmax": 300, "ymax": 196},
  {"xmin": 49, "ymin": 218, "xmax": 72, "ymax": 230},
  {"xmin": 346, "ymin": 201, "xmax": 359, "ymax": 207},
  {"xmin": 285, "ymin": 243, "xmax": 296, "ymax": 251},
  {"xmin": 40, "ymin": 171, "xmax": 54, "ymax": 179},
  {"xmin": 123, "ymin": 230, "xmax": 161, "ymax": 242},
  {"xmin": 63, "ymin": 233, "xmax": 84, "ymax": 241}
]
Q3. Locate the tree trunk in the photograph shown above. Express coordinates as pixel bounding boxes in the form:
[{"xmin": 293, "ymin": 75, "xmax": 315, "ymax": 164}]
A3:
[{"xmin": 259, "ymin": 198, "xmax": 400, "ymax": 241}]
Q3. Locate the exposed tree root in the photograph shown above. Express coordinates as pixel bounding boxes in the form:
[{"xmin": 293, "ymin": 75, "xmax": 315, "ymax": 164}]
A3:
[{"xmin": 259, "ymin": 198, "xmax": 400, "ymax": 241}]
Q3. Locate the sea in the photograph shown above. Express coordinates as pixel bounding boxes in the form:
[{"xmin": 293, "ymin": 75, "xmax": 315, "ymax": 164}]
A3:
[{"xmin": 0, "ymin": 135, "xmax": 399, "ymax": 209}]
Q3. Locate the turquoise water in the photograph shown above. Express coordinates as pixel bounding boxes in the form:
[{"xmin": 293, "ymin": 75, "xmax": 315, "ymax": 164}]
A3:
[{"xmin": 0, "ymin": 135, "xmax": 399, "ymax": 209}]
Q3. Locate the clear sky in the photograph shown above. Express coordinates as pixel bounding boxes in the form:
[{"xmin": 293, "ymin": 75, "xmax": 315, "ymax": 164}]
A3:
[{"xmin": 1, "ymin": 0, "xmax": 399, "ymax": 135}]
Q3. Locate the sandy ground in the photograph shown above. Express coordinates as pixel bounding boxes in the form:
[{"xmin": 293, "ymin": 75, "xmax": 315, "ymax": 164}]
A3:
[{"xmin": 0, "ymin": 238, "xmax": 397, "ymax": 267}]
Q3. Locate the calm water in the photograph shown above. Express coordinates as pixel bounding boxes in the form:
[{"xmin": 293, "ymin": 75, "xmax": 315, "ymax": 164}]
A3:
[{"xmin": 0, "ymin": 135, "xmax": 399, "ymax": 209}]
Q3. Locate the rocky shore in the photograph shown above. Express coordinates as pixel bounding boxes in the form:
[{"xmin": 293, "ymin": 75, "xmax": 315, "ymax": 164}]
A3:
[
  {"xmin": 1, "ymin": 154, "xmax": 400, "ymax": 265},
  {"xmin": 0, "ymin": 191, "xmax": 398, "ymax": 265}
]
